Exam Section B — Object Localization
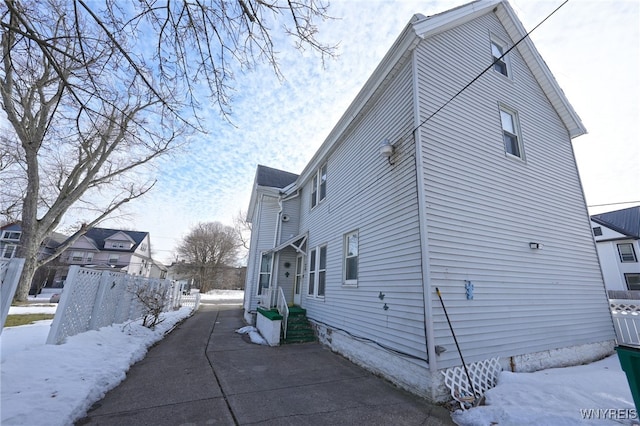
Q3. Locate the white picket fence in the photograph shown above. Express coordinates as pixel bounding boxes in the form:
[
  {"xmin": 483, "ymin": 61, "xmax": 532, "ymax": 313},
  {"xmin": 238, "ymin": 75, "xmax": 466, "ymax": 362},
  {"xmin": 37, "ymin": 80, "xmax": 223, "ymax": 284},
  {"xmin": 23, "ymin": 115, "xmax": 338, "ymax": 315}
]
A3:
[
  {"xmin": 610, "ymin": 299, "xmax": 640, "ymax": 347},
  {"xmin": 0, "ymin": 258, "xmax": 26, "ymax": 335},
  {"xmin": 46, "ymin": 265, "xmax": 188, "ymax": 344}
]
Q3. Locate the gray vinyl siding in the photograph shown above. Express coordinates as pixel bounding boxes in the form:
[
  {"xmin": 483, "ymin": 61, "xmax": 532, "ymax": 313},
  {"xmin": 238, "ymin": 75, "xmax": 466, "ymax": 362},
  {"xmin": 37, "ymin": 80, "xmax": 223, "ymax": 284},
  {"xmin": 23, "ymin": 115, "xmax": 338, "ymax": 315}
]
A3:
[
  {"xmin": 415, "ymin": 13, "xmax": 613, "ymax": 369},
  {"xmin": 280, "ymin": 197, "xmax": 301, "ymax": 243},
  {"xmin": 299, "ymin": 60, "xmax": 429, "ymax": 361},
  {"xmin": 246, "ymin": 193, "xmax": 280, "ymax": 312}
]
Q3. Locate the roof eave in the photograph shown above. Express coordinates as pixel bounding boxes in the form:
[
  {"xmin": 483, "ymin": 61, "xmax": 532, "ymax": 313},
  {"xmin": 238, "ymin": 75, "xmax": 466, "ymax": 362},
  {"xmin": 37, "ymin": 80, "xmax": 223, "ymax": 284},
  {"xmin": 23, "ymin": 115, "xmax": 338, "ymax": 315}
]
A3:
[
  {"xmin": 298, "ymin": 20, "xmax": 423, "ymax": 184},
  {"xmin": 495, "ymin": 1, "xmax": 587, "ymax": 138}
]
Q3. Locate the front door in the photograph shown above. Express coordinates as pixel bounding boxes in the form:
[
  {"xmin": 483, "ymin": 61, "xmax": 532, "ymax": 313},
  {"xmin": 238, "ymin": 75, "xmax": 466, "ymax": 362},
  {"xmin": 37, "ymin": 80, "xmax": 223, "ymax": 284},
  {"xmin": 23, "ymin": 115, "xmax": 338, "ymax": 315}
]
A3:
[{"xmin": 293, "ymin": 255, "xmax": 303, "ymax": 305}]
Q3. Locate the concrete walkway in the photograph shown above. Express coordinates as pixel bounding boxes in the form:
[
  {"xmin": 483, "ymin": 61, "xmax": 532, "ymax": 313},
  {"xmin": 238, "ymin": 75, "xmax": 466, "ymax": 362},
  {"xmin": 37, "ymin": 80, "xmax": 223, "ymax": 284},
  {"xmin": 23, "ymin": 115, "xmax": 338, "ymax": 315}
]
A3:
[{"xmin": 77, "ymin": 300, "xmax": 455, "ymax": 425}]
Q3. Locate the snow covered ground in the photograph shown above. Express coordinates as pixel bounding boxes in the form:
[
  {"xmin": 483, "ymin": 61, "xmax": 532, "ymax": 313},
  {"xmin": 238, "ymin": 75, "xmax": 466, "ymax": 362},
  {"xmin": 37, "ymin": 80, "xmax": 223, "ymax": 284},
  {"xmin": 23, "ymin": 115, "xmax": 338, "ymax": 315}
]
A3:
[
  {"xmin": 1, "ymin": 289, "xmax": 243, "ymax": 426},
  {"xmin": 1, "ymin": 289, "xmax": 637, "ymax": 425}
]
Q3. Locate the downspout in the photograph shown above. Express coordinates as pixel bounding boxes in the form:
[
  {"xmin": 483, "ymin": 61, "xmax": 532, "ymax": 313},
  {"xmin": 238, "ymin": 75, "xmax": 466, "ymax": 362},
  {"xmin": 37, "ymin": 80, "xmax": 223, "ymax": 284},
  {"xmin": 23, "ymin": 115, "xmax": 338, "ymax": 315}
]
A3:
[
  {"xmin": 412, "ymin": 48, "xmax": 438, "ymax": 373},
  {"xmin": 269, "ymin": 194, "xmax": 284, "ymax": 308}
]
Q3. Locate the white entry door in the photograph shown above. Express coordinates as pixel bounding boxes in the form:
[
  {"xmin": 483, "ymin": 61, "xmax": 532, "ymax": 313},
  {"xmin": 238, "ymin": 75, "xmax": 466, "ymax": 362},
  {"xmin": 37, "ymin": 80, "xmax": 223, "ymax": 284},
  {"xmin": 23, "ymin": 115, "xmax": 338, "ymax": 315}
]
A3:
[{"xmin": 293, "ymin": 255, "xmax": 303, "ymax": 305}]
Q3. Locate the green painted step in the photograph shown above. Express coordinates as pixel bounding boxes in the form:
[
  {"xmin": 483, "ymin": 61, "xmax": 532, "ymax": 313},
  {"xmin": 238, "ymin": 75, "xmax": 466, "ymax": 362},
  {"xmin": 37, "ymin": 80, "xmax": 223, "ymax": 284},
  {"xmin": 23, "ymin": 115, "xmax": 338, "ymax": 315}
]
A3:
[{"xmin": 282, "ymin": 306, "xmax": 316, "ymax": 344}]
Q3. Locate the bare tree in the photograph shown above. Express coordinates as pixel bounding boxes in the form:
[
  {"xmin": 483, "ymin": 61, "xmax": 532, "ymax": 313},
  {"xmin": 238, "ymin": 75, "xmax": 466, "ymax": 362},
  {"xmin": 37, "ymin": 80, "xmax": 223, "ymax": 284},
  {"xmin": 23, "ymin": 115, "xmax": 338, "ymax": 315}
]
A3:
[
  {"xmin": 0, "ymin": 0, "xmax": 334, "ymax": 301},
  {"xmin": 175, "ymin": 222, "xmax": 240, "ymax": 293},
  {"xmin": 233, "ymin": 209, "xmax": 252, "ymax": 251}
]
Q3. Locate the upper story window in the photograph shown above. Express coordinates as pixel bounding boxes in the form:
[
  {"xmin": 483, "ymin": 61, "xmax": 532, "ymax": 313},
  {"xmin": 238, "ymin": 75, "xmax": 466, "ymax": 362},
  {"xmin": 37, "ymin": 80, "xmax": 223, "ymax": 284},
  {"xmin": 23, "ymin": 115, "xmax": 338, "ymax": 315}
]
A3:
[
  {"xmin": 308, "ymin": 245, "xmax": 327, "ymax": 298},
  {"xmin": 617, "ymin": 243, "xmax": 637, "ymax": 263},
  {"xmin": 108, "ymin": 254, "xmax": 120, "ymax": 264},
  {"xmin": 311, "ymin": 164, "xmax": 327, "ymax": 208},
  {"xmin": 344, "ymin": 231, "xmax": 359, "ymax": 286},
  {"xmin": 71, "ymin": 251, "xmax": 84, "ymax": 262},
  {"xmin": 592, "ymin": 227, "xmax": 603, "ymax": 236},
  {"xmin": 2, "ymin": 231, "xmax": 21, "ymax": 240},
  {"xmin": 499, "ymin": 106, "xmax": 524, "ymax": 159},
  {"xmin": 490, "ymin": 37, "xmax": 510, "ymax": 77},
  {"xmin": 86, "ymin": 252, "xmax": 94, "ymax": 262},
  {"xmin": 625, "ymin": 273, "xmax": 640, "ymax": 291}
]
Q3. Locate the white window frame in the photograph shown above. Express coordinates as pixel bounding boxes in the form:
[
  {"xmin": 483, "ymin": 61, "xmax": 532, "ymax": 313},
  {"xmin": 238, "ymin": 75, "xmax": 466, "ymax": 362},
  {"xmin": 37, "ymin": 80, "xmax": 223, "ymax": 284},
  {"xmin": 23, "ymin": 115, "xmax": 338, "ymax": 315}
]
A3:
[
  {"xmin": 490, "ymin": 35, "xmax": 511, "ymax": 78},
  {"xmin": 2, "ymin": 231, "xmax": 21, "ymax": 240},
  {"xmin": 343, "ymin": 230, "xmax": 359, "ymax": 286},
  {"xmin": 257, "ymin": 252, "xmax": 273, "ymax": 296},
  {"xmin": 308, "ymin": 245, "xmax": 327, "ymax": 298},
  {"xmin": 2, "ymin": 244, "xmax": 17, "ymax": 259},
  {"xmin": 617, "ymin": 243, "xmax": 637, "ymax": 263},
  {"xmin": 71, "ymin": 251, "xmax": 84, "ymax": 262},
  {"xmin": 86, "ymin": 252, "xmax": 94, "ymax": 262},
  {"xmin": 108, "ymin": 254, "xmax": 119, "ymax": 264},
  {"xmin": 499, "ymin": 105, "xmax": 524, "ymax": 160},
  {"xmin": 310, "ymin": 164, "xmax": 327, "ymax": 209}
]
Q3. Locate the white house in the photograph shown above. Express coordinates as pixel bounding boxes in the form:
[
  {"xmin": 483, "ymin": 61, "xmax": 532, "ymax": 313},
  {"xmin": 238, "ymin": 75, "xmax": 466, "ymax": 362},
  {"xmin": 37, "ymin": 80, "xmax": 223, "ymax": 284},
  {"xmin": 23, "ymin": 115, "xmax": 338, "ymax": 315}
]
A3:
[
  {"xmin": 243, "ymin": 0, "xmax": 614, "ymax": 402},
  {"xmin": 591, "ymin": 206, "xmax": 640, "ymax": 293}
]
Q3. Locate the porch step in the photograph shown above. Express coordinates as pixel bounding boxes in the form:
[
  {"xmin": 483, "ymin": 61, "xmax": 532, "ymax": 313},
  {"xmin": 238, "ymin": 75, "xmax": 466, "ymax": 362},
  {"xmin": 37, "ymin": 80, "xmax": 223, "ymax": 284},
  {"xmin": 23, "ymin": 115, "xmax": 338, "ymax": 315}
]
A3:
[{"xmin": 282, "ymin": 306, "xmax": 316, "ymax": 344}]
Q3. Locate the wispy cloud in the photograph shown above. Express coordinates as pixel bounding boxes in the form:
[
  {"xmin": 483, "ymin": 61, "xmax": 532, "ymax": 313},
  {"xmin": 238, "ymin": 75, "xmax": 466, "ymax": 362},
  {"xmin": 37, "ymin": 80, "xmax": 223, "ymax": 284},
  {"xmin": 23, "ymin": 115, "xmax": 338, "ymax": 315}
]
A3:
[{"xmin": 91, "ymin": 0, "xmax": 638, "ymax": 262}]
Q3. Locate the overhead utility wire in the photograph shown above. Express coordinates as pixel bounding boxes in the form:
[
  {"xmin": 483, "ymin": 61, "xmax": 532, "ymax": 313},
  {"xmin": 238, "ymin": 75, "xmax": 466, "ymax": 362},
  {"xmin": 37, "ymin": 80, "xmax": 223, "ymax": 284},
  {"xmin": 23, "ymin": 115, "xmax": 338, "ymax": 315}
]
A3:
[{"xmin": 403, "ymin": 0, "xmax": 569, "ymax": 141}]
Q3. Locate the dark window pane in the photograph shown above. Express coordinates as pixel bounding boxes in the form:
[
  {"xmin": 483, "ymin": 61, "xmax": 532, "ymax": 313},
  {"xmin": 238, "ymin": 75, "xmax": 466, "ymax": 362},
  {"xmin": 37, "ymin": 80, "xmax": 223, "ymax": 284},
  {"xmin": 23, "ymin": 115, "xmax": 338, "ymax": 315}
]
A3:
[
  {"xmin": 346, "ymin": 257, "xmax": 358, "ymax": 281},
  {"xmin": 318, "ymin": 271, "xmax": 326, "ymax": 296}
]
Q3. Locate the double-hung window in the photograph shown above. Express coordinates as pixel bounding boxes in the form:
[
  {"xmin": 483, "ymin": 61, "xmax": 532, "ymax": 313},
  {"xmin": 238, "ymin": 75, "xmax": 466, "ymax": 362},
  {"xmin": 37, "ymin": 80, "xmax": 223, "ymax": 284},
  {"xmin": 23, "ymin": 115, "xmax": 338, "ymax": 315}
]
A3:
[
  {"xmin": 258, "ymin": 253, "xmax": 272, "ymax": 295},
  {"xmin": 343, "ymin": 231, "xmax": 358, "ymax": 286},
  {"xmin": 71, "ymin": 251, "xmax": 84, "ymax": 262},
  {"xmin": 618, "ymin": 243, "xmax": 637, "ymax": 263},
  {"xmin": 490, "ymin": 36, "xmax": 510, "ymax": 78},
  {"xmin": 2, "ymin": 244, "xmax": 17, "ymax": 258},
  {"xmin": 311, "ymin": 164, "xmax": 327, "ymax": 208},
  {"xmin": 108, "ymin": 254, "xmax": 119, "ymax": 264},
  {"xmin": 308, "ymin": 245, "xmax": 327, "ymax": 297},
  {"xmin": 499, "ymin": 106, "xmax": 524, "ymax": 159}
]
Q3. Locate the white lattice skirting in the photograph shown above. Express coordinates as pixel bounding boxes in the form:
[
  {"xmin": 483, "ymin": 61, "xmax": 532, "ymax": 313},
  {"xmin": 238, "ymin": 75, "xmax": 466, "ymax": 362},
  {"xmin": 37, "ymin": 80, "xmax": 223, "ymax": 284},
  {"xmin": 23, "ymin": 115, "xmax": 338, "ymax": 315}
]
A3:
[{"xmin": 442, "ymin": 357, "xmax": 502, "ymax": 410}]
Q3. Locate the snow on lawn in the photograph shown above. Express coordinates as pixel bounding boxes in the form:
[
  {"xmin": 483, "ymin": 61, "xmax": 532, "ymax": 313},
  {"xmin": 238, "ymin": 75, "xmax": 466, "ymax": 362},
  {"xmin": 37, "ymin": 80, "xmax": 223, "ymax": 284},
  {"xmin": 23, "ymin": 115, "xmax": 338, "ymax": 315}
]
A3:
[
  {"xmin": 452, "ymin": 354, "xmax": 638, "ymax": 426},
  {"xmin": 0, "ymin": 289, "xmax": 243, "ymax": 426}
]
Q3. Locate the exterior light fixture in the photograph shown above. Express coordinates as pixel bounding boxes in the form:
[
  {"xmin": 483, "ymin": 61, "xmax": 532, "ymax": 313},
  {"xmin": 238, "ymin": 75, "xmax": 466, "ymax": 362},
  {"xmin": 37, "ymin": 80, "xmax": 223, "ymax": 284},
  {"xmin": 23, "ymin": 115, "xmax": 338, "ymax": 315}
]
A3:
[
  {"xmin": 379, "ymin": 138, "xmax": 394, "ymax": 165},
  {"xmin": 529, "ymin": 242, "xmax": 542, "ymax": 249}
]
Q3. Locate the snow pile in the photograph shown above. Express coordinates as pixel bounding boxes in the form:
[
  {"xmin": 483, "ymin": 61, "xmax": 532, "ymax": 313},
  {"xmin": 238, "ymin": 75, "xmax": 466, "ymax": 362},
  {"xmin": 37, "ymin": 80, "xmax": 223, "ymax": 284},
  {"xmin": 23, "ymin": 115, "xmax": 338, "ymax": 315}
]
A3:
[
  {"xmin": 1, "ymin": 307, "xmax": 193, "ymax": 426},
  {"xmin": 453, "ymin": 355, "xmax": 637, "ymax": 426},
  {"xmin": 236, "ymin": 325, "xmax": 268, "ymax": 345}
]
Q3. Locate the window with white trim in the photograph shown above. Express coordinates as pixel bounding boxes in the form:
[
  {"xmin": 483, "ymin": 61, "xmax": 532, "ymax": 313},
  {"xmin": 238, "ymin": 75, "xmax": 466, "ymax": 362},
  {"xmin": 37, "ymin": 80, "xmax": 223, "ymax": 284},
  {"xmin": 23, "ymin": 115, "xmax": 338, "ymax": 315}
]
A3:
[
  {"xmin": 490, "ymin": 38, "xmax": 509, "ymax": 77},
  {"xmin": 258, "ymin": 253, "xmax": 272, "ymax": 295},
  {"xmin": 343, "ymin": 230, "xmax": 358, "ymax": 286},
  {"xmin": 308, "ymin": 245, "xmax": 327, "ymax": 297},
  {"xmin": 2, "ymin": 231, "xmax": 21, "ymax": 240},
  {"xmin": 71, "ymin": 251, "xmax": 84, "ymax": 262},
  {"xmin": 108, "ymin": 254, "xmax": 119, "ymax": 264},
  {"xmin": 2, "ymin": 244, "xmax": 17, "ymax": 258},
  {"xmin": 86, "ymin": 252, "xmax": 94, "ymax": 262},
  {"xmin": 499, "ymin": 106, "xmax": 523, "ymax": 159},
  {"xmin": 618, "ymin": 243, "xmax": 637, "ymax": 263},
  {"xmin": 311, "ymin": 164, "xmax": 327, "ymax": 208}
]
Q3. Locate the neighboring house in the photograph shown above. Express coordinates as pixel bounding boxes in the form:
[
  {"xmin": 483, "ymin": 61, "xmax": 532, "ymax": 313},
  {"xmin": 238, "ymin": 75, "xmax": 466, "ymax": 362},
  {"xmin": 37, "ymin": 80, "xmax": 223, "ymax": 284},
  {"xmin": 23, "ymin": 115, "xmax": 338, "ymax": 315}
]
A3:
[
  {"xmin": 1, "ymin": 222, "xmax": 68, "ymax": 292},
  {"xmin": 591, "ymin": 206, "xmax": 640, "ymax": 293},
  {"xmin": 54, "ymin": 227, "xmax": 154, "ymax": 285},
  {"xmin": 243, "ymin": 0, "xmax": 614, "ymax": 402},
  {"xmin": 149, "ymin": 259, "xmax": 168, "ymax": 279}
]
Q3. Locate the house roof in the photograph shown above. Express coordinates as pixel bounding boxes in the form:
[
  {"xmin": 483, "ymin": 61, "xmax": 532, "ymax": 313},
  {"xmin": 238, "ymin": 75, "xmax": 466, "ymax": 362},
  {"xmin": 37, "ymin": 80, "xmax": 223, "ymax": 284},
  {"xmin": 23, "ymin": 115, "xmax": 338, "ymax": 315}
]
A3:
[
  {"xmin": 255, "ymin": 165, "xmax": 299, "ymax": 189},
  {"xmin": 297, "ymin": 0, "xmax": 586, "ymax": 185},
  {"xmin": 591, "ymin": 206, "xmax": 640, "ymax": 239},
  {"xmin": 78, "ymin": 228, "xmax": 149, "ymax": 252}
]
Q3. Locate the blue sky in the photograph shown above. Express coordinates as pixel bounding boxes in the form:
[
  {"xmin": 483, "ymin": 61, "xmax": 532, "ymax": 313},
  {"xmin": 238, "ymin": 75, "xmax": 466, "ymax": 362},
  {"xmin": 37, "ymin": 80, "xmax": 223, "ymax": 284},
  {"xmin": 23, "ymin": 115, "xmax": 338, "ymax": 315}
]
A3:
[{"xmin": 32, "ymin": 0, "xmax": 640, "ymax": 263}]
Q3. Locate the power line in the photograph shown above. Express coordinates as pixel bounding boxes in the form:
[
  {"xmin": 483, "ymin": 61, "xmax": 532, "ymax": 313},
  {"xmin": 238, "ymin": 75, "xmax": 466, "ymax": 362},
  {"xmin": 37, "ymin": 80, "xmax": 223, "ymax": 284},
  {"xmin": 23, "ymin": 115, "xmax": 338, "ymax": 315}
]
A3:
[
  {"xmin": 401, "ymin": 0, "xmax": 569, "ymax": 142},
  {"xmin": 588, "ymin": 201, "xmax": 640, "ymax": 208}
]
